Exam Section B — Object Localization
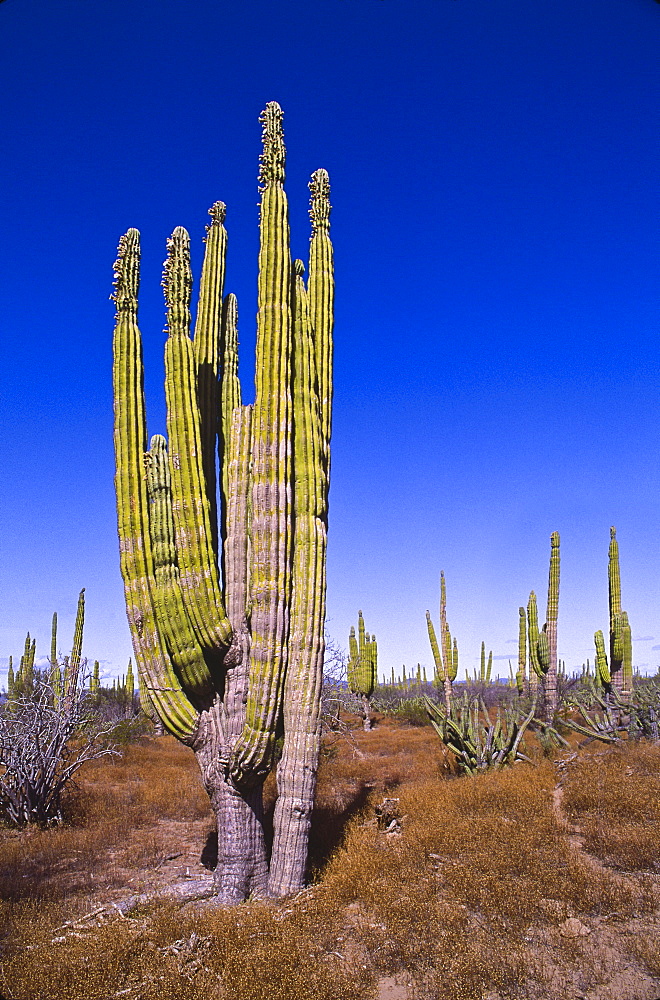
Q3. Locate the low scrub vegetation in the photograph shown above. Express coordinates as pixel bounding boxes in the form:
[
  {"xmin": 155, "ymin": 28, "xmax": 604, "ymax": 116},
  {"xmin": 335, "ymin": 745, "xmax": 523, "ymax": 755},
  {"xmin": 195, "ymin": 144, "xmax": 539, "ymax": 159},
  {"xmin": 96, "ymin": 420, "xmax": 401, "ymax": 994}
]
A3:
[{"xmin": 0, "ymin": 715, "xmax": 659, "ymax": 999}]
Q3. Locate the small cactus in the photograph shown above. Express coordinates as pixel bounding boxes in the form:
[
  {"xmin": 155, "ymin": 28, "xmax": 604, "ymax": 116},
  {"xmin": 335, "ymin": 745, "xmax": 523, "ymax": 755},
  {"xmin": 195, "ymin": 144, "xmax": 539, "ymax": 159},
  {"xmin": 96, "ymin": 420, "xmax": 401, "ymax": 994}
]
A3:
[{"xmin": 348, "ymin": 612, "xmax": 377, "ymax": 730}]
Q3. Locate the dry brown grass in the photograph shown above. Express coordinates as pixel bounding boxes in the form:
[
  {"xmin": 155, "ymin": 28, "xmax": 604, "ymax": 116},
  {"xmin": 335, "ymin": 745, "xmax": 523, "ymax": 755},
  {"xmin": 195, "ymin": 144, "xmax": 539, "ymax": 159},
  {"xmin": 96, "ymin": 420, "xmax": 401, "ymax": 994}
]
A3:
[
  {"xmin": 1, "ymin": 718, "xmax": 659, "ymax": 1000},
  {"xmin": 561, "ymin": 739, "xmax": 660, "ymax": 871}
]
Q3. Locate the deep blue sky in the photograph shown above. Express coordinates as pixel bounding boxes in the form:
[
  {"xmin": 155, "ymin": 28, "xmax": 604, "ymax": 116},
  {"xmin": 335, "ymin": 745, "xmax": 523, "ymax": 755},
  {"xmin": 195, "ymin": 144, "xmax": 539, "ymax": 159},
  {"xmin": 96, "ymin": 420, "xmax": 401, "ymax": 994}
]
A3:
[{"xmin": 1, "ymin": 0, "xmax": 658, "ymax": 685}]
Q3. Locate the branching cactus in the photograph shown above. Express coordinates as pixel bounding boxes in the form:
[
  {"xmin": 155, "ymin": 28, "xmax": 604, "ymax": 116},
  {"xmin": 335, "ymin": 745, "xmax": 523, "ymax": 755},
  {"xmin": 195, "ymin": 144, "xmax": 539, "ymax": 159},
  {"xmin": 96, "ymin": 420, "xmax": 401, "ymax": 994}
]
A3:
[
  {"xmin": 608, "ymin": 527, "xmax": 632, "ymax": 699},
  {"xmin": 348, "ymin": 611, "xmax": 378, "ymax": 730},
  {"xmin": 112, "ymin": 104, "xmax": 333, "ymax": 902},
  {"xmin": 526, "ymin": 532, "xmax": 560, "ymax": 720},
  {"xmin": 426, "ymin": 571, "xmax": 458, "ymax": 713}
]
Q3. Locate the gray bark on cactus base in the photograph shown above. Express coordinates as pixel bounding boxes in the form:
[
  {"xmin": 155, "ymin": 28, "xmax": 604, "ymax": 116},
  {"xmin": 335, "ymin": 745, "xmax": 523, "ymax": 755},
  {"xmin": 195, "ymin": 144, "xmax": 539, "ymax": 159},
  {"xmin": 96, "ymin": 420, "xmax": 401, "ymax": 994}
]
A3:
[{"xmin": 362, "ymin": 694, "xmax": 373, "ymax": 731}]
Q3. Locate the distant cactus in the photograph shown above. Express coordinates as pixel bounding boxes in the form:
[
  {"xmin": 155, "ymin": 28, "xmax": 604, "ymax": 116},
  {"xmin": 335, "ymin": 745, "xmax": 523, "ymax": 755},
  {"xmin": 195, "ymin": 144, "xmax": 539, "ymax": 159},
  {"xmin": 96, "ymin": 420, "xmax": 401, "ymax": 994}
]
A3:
[
  {"xmin": 112, "ymin": 104, "xmax": 333, "ymax": 901},
  {"xmin": 348, "ymin": 612, "xmax": 377, "ymax": 730},
  {"xmin": 608, "ymin": 527, "xmax": 632, "ymax": 699},
  {"xmin": 426, "ymin": 571, "xmax": 458, "ymax": 713},
  {"xmin": 516, "ymin": 607, "xmax": 526, "ymax": 695},
  {"xmin": 525, "ymin": 532, "xmax": 560, "ymax": 720}
]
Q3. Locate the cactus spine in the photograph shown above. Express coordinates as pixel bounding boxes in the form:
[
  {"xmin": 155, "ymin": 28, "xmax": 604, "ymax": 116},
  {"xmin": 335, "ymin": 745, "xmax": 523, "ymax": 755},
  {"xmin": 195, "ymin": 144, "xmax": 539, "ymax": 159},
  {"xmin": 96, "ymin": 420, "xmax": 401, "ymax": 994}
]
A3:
[{"xmin": 112, "ymin": 104, "xmax": 333, "ymax": 901}]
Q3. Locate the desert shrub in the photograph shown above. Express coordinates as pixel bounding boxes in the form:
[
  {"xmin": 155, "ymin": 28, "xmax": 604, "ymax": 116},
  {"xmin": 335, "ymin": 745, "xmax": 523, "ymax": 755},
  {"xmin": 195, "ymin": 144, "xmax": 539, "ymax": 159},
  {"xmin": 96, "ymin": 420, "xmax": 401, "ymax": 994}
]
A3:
[{"xmin": 0, "ymin": 682, "xmax": 117, "ymax": 827}]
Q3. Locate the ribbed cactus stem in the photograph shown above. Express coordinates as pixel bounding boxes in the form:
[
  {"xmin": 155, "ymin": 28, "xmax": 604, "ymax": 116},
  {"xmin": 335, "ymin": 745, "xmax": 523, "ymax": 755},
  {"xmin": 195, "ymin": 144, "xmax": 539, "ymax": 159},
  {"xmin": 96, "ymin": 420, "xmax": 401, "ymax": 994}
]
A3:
[
  {"xmin": 230, "ymin": 100, "xmax": 292, "ymax": 788},
  {"xmin": 192, "ymin": 200, "xmax": 228, "ymax": 556},
  {"xmin": 308, "ymin": 169, "xmax": 333, "ymax": 455},
  {"xmin": 126, "ymin": 657, "xmax": 135, "ymax": 704},
  {"xmin": 63, "ymin": 589, "xmax": 85, "ymax": 709},
  {"xmin": 163, "ymin": 228, "xmax": 232, "ymax": 655},
  {"xmin": 50, "ymin": 611, "xmax": 62, "ymax": 702},
  {"xmin": 426, "ymin": 611, "xmax": 445, "ymax": 686},
  {"xmin": 595, "ymin": 630, "xmax": 610, "ymax": 687},
  {"xmin": 145, "ymin": 433, "xmax": 215, "ymax": 707},
  {"xmin": 270, "ymin": 253, "xmax": 330, "ymax": 894},
  {"xmin": 608, "ymin": 527, "xmax": 630, "ymax": 697},
  {"xmin": 527, "ymin": 592, "xmax": 542, "ymax": 681},
  {"xmin": 219, "ymin": 291, "xmax": 242, "ymax": 576},
  {"xmin": 544, "ymin": 531, "xmax": 560, "ymax": 720},
  {"xmin": 517, "ymin": 606, "xmax": 526, "ymax": 696},
  {"xmin": 112, "ymin": 227, "xmax": 200, "ymax": 743}
]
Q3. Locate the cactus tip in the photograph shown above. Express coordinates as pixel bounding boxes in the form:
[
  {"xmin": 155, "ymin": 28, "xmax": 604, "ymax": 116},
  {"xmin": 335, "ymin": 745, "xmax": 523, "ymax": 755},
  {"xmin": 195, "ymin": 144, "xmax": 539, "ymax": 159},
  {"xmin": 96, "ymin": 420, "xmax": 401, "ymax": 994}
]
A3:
[
  {"xmin": 112, "ymin": 229, "xmax": 141, "ymax": 307},
  {"xmin": 162, "ymin": 227, "xmax": 192, "ymax": 311},
  {"xmin": 258, "ymin": 102, "xmax": 285, "ymax": 189},
  {"xmin": 208, "ymin": 201, "xmax": 227, "ymax": 225},
  {"xmin": 294, "ymin": 258, "xmax": 305, "ymax": 277},
  {"xmin": 309, "ymin": 168, "xmax": 331, "ymax": 234}
]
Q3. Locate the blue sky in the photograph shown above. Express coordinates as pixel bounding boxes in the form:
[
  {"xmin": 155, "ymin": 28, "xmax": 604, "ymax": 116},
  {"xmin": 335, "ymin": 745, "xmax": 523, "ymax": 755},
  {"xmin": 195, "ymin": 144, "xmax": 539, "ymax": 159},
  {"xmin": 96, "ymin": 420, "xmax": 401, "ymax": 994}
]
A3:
[{"xmin": 0, "ymin": 0, "xmax": 658, "ymax": 686}]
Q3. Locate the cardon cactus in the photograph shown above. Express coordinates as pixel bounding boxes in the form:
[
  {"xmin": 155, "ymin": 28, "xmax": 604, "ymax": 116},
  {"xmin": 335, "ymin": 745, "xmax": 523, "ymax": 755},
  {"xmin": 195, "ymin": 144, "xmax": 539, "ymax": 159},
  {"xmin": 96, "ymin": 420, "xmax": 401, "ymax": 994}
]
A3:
[
  {"xmin": 426, "ymin": 571, "xmax": 458, "ymax": 713},
  {"xmin": 348, "ymin": 611, "xmax": 378, "ymax": 730},
  {"xmin": 516, "ymin": 606, "xmax": 526, "ymax": 695},
  {"xmin": 608, "ymin": 527, "xmax": 632, "ymax": 699},
  {"xmin": 112, "ymin": 104, "xmax": 333, "ymax": 902},
  {"xmin": 526, "ymin": 532, "xmax": 560, "ymax": 720}
]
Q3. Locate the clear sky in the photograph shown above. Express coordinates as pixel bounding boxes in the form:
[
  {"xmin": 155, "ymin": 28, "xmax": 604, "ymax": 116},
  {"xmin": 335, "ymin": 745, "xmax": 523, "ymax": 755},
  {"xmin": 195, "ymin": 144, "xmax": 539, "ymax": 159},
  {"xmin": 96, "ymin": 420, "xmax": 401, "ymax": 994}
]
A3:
[{"xmin": 0, "ymin": 0, "xmax": 658, "ymax": 687}]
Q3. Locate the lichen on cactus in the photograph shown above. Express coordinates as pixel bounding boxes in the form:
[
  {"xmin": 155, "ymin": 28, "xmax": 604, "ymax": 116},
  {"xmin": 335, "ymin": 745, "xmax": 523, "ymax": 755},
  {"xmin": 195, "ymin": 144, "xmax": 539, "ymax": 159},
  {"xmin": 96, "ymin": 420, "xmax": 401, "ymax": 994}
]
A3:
[{"xmin": 112, "ymin": 103, "xmax": 333, "ymax": 902}]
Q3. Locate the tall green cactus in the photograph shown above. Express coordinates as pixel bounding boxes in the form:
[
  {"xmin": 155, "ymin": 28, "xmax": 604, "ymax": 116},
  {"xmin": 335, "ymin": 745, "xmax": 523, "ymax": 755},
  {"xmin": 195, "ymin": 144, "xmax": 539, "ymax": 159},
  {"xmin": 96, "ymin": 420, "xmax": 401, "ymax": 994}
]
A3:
[
  {"xmin": 348, "ymin": 611, "xmax": 378, "ymax": 730},
  {"xmin": 112, "ymin": 104, "xmax": 333, "ymax": 901},
  {"xmin": 426, "ymin": 571, "xmax": 458, "ymax": 713},
  {"xmin": 608, "ymin": 527, "xmax": 632, "ymax": 699},
  {"xmin": 516, "ymin": 606, "xmax": 526, "ymax": 695},
  {"xmin": 525, "ymin": 532, "xmax": 560, "ymax": 720}
]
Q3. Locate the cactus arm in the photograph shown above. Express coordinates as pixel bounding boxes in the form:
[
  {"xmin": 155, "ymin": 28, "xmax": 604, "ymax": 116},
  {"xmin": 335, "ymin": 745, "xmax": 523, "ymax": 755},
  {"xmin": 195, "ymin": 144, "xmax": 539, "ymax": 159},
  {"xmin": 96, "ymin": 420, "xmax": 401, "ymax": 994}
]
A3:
[
  {"xmin": 516, "ymin": 607, "xmax": 526, "ymax": 695},
  {"xmin": 62, "ymin": 589, "xmax": 85, "ymax": 705},
  {"xmin": 230, "ymin": 102, "xmax": 293, "ymax": 787},
  {"xmin": 145, "ymin": 434, "xmax": 216, "ymax": 707},
  {"xmin": 543, "ymin": 531, "xmax": 560, "ymax": 719},
  {"xmin": 307, "ymin": 168, "xmax": 333, "ymax": 458},
  {"xmin": 621, "ymin": 612, "xmax": 633, "ymax": 695},
  {"xmin": 50, "ymin": 612, "xmax": 58, "ymax": 669},
  {"xmin": 224, "ymin": 403, "xmax": 253, "ymax": 631},
  {"xmin": 218, "ymin": 292, "xmax": 242, "ymax": 578},
  {"xmin": 163, "ymin": 227, "xmax": 232, "ymax": 655},
  {"xmin": 49, "ymin": 612, "xmax": 62, "ymax": 700},
  {"xmin": 192, "ymin": 201, "xmax": 228, "ymax": 556},
  {"xmin": 112, "ymin": 228, "xmax": 199, "ymax": 743},
  {"xmin": 347, "ymin": 625, "xmax": 359, "ymax": 691},
  {"xmin": 426, "ymin": 611, "xmax": 445, "ymax": 684},
  {"xmin": 527, "ymin": 592, "xmax": 542, "ymax": 678},
  {"xmin": 595, "ymin": 629, "xmax": 611, "ymax": 687},
  {"xmin": 371, "ymin": 635, "xmax": 378, "ymax": 691}
]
